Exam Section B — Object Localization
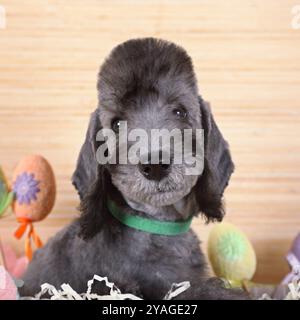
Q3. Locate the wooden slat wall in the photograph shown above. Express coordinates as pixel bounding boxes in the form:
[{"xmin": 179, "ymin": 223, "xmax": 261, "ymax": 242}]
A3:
[{"xmin": 0, "ymin": 0, "xmax": 299, "ymax": 283}]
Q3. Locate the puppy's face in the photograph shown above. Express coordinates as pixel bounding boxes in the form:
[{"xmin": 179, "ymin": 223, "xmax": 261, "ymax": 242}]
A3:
[
  {"xmin": 74, "ymin": 39, "xmax": 234, "ymax": 239},
  {"xmin": 99, "ymin": 88, "xmax": 201, "ymax": 207},
  {"xmin": 98, "ymin": 39, "xmax": 202, "ymax": 207}
]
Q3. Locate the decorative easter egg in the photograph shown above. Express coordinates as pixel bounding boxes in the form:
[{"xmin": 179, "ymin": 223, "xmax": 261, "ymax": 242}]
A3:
[
  {"xmin": 281, "ymin": 233, "xmax": 300, "ymax": 285},
  {"xmin": 208, "ymin": 223, "xmax": 256, "ymax": 283},
  {"xmin": 0, "ymin": 266, "xmax": 18, "ymax": 300},
  {"xmin": 0, "ymin": 166, "xmax": 14, "ymax": 217},
  {"xmin": 2, "ymin": 244, "xmax": 28, "ymax": 278},
  {"xmin": 12, "ymin": 155, "xmax": 56, "ymax": 222},
  {"xmin": 290, "ymin": 233, "xmax": 300, "ymax": 259}
]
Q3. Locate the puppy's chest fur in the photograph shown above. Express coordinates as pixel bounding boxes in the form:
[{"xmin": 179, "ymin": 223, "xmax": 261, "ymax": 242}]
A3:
[
  {"xmin": 21, "ymin": 203, "xmax": 207, "ymax": 299},
  {"xmin": 80, "ymin": 221, "xmax": 205, "ymax": 296}
]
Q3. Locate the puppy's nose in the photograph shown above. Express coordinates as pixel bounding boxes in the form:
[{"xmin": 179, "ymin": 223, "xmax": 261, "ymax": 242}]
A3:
[{"xmin": 138, "ymin": 162, "xmax": 170, "ymax": 181}]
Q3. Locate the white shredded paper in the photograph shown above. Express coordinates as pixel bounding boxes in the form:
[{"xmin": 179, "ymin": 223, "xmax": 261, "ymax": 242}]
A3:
[
  {"xmin": 32, "ymin": 275, "xmax": 190, "ymax": 300},
  {"xmin": 285, "ymin": 279, "xmax": 300, "ymax": 300},
  {"xmin": 259, "ymin": 278, "xmax": 300, "ymax": 300}
]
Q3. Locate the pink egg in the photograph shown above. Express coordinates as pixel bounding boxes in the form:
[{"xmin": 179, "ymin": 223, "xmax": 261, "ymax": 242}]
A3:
[
  {"xmin": 1, "ymin": 244, "xmax": 28, "ymax": 278},
  {"xmin": 0, "ymin": 267, "xmax": 18, "ymax": 300}
]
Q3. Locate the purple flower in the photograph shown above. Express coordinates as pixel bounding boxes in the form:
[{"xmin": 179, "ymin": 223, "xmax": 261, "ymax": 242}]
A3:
[{"xmin": 13, "ymin": 172, "xmax": 40, "ymax": 205}]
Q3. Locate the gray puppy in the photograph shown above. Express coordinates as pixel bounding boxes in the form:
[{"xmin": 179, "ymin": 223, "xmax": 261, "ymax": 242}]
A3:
[{"xmin": 20, "ymin": 38, "xmax": 246, "ymax": 299}]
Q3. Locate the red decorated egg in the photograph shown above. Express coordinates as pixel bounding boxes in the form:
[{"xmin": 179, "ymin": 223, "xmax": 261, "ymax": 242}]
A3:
[{"xmin": 12, "ymin": 155, "xmax": 56, "ymax": 222}]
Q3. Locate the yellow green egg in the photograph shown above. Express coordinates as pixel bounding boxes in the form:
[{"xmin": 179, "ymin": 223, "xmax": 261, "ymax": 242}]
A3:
[{"xmin": 208, "ymin": 223, "xmax": 256, "ymax": 282}]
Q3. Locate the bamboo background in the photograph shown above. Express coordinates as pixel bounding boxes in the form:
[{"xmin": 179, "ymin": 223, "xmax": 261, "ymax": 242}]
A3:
[{"xmin": 0, "ymin": 0, "xmax": 300, "ymax": 283}]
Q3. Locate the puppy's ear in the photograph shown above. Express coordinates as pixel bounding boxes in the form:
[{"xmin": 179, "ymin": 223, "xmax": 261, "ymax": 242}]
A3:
[
  {"xmin": 72, "ymin": 109, "xmax": 101, "ymax": 200},
  {"xmin": 72, "ymin": 109, "xmax": 111, "ymax": 239},
  {"xmin": 194, "ymin": 97, "xmax": 234, "ymax": 222},
  {"xmin": 78, "ymin": 165, "xmax": 111, "ymax": 240}
]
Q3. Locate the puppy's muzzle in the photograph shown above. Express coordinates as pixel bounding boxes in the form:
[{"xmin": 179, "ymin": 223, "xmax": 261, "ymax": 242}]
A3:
[
  {"xmin": 138, "ymin": 151, "xmax": 171, "ymax": 181},
  {"xmin": 138, "ymin": 162, "xmax": 170, "ymax": 181}
]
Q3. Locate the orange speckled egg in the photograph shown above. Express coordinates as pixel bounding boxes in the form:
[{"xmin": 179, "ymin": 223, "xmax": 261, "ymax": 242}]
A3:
[{"xmin": 12, "ymin": 155, "xmax": 56, "ymax": 222}]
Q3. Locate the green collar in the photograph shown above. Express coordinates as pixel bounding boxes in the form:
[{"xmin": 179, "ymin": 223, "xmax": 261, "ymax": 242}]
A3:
[{"xmin": 107, "ymin": 200, "xmax": 193, "ymax": 236}]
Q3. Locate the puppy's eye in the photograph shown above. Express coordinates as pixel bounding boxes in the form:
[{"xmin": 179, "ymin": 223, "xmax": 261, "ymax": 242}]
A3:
[
  {"xmin": 111, "ymin": 118, "xmax": 122, "ymax": 132},
  {"xmin": 173, "ymin": 107, "xmax": 187, "ymax": 119}
]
